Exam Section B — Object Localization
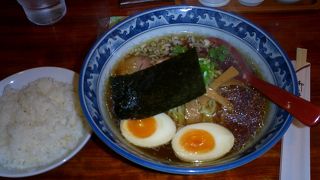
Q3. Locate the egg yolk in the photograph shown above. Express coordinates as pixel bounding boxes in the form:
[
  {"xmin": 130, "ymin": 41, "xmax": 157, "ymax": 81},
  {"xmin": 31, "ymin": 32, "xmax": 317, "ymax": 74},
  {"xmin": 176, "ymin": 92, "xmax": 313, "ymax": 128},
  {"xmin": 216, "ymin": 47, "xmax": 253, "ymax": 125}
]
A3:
[
  {"xmin": 180, "ymin": 129, "xmax": 215, "ymax": 154},
  {"xmin": 127, "ymin": 117, "xmax": 156, "ymax": 138}
]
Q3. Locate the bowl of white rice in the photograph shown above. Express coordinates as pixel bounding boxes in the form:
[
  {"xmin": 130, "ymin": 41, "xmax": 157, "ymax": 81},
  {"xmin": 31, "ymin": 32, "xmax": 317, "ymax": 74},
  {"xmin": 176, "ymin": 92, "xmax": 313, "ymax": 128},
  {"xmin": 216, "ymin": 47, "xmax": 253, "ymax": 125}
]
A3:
[{"xmin": 0, "ymin": 67, "xmax": 91, "ymax": 178}]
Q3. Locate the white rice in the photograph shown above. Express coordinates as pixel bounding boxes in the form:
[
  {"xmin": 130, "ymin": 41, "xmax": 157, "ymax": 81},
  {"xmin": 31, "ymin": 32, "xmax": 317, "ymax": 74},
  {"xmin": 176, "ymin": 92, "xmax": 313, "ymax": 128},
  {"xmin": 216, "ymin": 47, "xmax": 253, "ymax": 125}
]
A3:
[{"xmin": 0, "ymin": 77, "xmax": 90, "ymax": 170}]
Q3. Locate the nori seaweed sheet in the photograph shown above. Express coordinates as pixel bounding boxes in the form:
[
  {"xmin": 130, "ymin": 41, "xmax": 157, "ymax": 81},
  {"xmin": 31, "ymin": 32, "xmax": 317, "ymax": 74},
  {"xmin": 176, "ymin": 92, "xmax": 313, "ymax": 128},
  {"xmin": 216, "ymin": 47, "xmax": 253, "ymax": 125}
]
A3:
[{"xmin": 110, "ymin": 48, "xmax": 206, "ymax": 119}]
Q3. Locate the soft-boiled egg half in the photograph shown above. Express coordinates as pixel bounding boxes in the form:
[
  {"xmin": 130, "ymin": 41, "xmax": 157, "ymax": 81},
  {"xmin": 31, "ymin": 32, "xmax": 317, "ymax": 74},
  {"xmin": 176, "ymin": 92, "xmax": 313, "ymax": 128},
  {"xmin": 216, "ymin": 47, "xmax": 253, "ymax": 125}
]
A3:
[
  {"xmin": 172, "ymin": 123, "xmax": 234, "ymax": 162},
  {"xmin": 120, "ymin": 113, "xmax": 176, "ymax": 148}
]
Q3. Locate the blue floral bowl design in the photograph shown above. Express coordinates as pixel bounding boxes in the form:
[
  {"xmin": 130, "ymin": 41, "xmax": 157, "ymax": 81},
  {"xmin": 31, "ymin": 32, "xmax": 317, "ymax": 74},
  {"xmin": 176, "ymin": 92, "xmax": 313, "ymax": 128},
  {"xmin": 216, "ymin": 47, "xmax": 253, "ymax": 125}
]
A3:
[{"xmin": 79, "ymin": 6, "xmax": 298, "ymax": 174}]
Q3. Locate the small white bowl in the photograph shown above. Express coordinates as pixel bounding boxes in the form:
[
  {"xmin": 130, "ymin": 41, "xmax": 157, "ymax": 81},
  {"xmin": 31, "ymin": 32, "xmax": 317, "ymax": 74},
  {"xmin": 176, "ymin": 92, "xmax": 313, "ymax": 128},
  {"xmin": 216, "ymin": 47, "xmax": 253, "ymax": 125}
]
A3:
[
  {"xmin": 239, "ymin": 0, "xmax": 264, "ymax": 6},
  {"xmin": 0, "ymin": 67, "xmax": 91, "ymax": 178},
  {"xmin": 199, "ymin": 0, "xmax": 230, "ymax": 7}
]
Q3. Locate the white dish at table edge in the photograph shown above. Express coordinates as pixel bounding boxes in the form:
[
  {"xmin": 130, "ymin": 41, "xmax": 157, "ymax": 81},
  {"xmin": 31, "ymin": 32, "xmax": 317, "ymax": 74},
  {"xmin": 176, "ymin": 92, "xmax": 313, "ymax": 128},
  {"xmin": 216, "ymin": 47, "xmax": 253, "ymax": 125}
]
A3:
[{"xmin": 0, "ymin": 67, "xmax": 91, "ymax": 178}]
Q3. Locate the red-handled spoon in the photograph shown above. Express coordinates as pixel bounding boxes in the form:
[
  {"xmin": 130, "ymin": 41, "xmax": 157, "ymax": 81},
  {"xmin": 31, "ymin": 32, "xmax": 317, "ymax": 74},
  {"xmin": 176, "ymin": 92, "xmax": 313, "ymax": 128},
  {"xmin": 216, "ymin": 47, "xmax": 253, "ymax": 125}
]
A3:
[
  {"xmin": 227, "ymin": 46, "xmax": 320, "ymax": 127},
  {"xmin": 241, "ymin": 71, "xmax": 320, "ymax": 126},
  {"xmin": 211, "ymin": 38, "xmax": 319, "ymax": 126}
]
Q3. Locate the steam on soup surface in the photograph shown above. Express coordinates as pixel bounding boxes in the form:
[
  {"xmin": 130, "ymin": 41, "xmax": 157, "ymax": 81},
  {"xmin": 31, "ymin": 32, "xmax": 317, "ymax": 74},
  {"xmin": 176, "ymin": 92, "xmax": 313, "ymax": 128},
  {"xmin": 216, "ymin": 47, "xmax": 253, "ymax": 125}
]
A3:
[{"xmin": 106, "ymin": 34, "xmax": 269, "ymax": 163}]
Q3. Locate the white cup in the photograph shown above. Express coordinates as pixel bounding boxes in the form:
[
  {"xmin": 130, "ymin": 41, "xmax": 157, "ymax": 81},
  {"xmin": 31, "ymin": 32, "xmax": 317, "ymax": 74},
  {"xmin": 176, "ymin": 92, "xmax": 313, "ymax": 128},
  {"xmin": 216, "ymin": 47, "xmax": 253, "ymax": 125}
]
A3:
[
  {"xmin": 239, "ymin": 0, "xmax": 264, "ymax": 6},
  {"xmin": 199, "ymin": 0, "xmax": 230, "ymax": 7},
  {"xmin": 277, "ymin": 0, "xmax": 301, "ymax": 3},
  {"xmin": 17, "ymin": 0, "xmax": 67, "ymax": 25}
]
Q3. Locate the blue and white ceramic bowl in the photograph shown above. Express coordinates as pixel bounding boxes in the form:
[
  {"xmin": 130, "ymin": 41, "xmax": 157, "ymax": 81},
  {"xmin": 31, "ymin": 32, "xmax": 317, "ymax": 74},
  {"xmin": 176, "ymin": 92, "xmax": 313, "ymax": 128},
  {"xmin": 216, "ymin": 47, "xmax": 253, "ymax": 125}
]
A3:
[{"xmin": 79, "ymin": 6, "xmax": 298, "ymax": 174}]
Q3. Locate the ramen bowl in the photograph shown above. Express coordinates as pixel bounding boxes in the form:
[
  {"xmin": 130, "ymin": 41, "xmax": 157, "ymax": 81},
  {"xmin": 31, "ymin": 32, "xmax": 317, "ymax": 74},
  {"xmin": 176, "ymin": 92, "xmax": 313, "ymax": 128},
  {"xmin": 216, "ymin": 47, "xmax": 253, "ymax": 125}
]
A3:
[{"xmin": 79, "ymin": 6, "xmax": 298, "ymax": 174}]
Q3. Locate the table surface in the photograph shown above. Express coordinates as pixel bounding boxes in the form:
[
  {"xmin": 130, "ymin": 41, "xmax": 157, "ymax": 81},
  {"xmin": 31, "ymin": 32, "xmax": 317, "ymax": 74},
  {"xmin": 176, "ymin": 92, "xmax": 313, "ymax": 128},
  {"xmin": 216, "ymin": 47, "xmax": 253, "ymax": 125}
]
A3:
[{"xmin": 1, "ymin": 0, "xmax": 320, "ymax": 179}]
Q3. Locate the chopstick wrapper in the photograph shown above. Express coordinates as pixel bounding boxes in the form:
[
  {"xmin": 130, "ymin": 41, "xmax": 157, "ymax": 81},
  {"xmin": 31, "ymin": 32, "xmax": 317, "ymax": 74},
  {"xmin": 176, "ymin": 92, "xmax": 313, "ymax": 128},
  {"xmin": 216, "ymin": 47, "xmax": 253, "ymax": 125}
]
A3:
[{"xmin": 280, "ymin": 57, "xmax": 311, "ymax": 179}]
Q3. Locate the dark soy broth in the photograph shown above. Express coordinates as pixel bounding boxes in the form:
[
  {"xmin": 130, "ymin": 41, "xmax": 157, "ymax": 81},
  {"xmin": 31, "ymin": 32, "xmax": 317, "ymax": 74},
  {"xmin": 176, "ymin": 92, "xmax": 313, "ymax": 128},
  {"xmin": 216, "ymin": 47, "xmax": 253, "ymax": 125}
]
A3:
[{"xmin": 106, "ymin": 34, "xmax": 269, "ymax": 163}]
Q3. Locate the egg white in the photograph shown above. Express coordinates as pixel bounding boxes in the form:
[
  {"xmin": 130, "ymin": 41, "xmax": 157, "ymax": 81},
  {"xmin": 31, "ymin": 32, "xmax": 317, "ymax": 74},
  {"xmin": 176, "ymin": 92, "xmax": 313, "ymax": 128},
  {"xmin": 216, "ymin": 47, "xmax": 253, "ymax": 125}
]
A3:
[
  {"xmin": 120, "ymin": 113, "xmax": 176, "ymax": 148},
  {"xmin": 171, "ymin": 123, "xmax": 234, "ymax": 162}
]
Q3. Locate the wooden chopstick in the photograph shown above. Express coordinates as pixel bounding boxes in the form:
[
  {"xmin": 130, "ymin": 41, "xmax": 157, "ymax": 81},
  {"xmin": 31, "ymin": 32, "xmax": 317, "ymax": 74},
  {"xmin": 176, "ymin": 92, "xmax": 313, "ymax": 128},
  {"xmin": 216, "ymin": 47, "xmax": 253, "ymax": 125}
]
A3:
[{"xmin": 296, "ymin": 48, "xmax": 308, "ymax": 70}]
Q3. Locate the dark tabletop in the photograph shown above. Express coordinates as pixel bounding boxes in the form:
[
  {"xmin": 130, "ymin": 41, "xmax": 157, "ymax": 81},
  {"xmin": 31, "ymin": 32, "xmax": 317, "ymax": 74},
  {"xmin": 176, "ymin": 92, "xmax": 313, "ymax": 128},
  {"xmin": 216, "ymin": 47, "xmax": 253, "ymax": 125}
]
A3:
[{"xmin": 0, "ymin": 0, "xmax": 319, "ymax": 179}]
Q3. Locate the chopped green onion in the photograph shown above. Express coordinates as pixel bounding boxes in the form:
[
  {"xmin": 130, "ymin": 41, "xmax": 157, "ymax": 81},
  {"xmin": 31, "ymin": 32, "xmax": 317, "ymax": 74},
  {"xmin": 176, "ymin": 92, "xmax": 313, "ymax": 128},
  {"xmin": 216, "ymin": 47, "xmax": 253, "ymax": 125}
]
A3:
[
  {"xmin": 172, "ymin": 45, "xmax": 188, "ymax": 56},
  {"xmin": 199, "ymin": 58, "xmax": 216, "ymax": 86},
  {"xmin": 209, "ymin": 45, "xmax": 229, "ymax": 62}
]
